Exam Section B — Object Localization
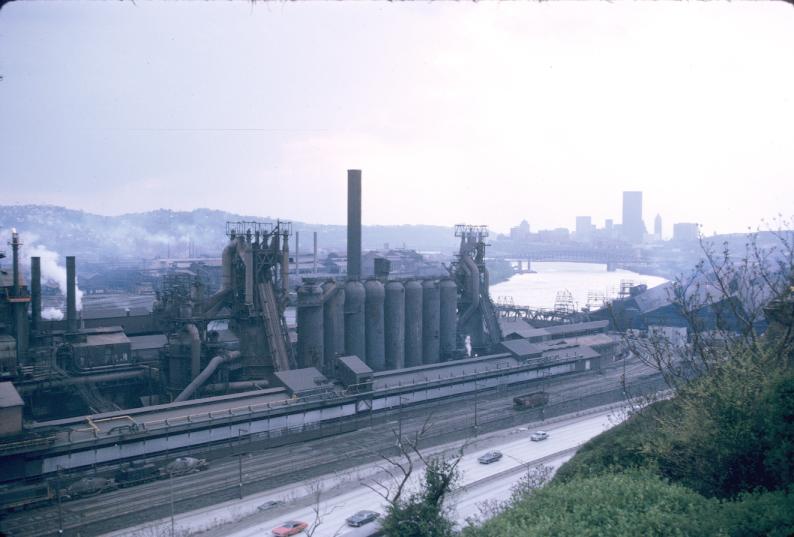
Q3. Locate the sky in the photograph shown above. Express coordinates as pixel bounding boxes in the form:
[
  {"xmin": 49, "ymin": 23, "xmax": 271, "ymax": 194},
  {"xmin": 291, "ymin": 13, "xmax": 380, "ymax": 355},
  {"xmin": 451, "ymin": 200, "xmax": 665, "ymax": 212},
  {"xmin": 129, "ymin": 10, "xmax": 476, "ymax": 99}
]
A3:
[{"xmin": 1, "ymin": 2, "xmax": 792, "ymax": 237}]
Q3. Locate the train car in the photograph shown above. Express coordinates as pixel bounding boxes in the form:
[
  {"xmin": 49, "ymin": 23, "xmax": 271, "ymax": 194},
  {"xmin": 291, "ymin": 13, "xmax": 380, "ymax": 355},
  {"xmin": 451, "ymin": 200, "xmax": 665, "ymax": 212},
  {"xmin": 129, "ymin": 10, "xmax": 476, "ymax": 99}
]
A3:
[
  {"xmin": 63, "ymin": 476, "xmax": 116, "ymax": 500},
  {"xmin": 0, "ymin": 482, "xmax": 54, "ymax": 512},
  {"xmin": 160, "ymin": 457, "xmax": 209, "ymax": 477},
  {"xmin": 512, "ymin": 391, "xmax": 549, "ymax": 410},
  {"xmin": 115, "ymin": 460, "xmax": 161, "ymax": 487}
]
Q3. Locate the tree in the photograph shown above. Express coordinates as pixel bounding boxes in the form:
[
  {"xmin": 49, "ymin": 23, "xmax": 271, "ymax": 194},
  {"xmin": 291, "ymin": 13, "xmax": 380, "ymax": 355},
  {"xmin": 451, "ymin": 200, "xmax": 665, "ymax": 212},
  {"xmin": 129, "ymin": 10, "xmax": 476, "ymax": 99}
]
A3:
[{"xmin": 361, "ymin": 417, "xmax": 464, "ymax": 537}]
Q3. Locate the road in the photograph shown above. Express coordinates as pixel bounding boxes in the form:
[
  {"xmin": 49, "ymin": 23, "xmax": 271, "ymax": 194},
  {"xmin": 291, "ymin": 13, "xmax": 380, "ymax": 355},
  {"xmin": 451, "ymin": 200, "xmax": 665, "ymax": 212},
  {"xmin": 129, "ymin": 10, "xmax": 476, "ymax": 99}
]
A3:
[
  {"xmin": 106, "ymin": 406, "xmax": 625, "ymax": 537},
  {"xmin": 0, "ymin": 356, "xmax": 660, "ymax": 537}
]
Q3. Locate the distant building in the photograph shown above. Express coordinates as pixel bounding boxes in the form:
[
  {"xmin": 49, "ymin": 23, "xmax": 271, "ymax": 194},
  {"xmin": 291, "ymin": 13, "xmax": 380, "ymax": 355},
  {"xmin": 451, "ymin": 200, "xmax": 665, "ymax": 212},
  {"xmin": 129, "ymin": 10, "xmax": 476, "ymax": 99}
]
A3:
[
  {"xmin": 622, "ymin": 191, "xmax": 646, "ymax": 244},
  {"xmin": 575, "ymin": 216, "xmax": 594, "ymax": 242},
  {"xmin": 673, "ymin": 222, "xmax": 699, "ymax": 242},
  {"xmin": 510, "ymin": 220, "xmax": 531, "ymax": 242},
  {"xmin": 537, "ymin": 228, "xmax": 570, "ymax": 243},
  {"xmin": 654, "ymin": 214, "xmax": 662, "ymax": 240}
]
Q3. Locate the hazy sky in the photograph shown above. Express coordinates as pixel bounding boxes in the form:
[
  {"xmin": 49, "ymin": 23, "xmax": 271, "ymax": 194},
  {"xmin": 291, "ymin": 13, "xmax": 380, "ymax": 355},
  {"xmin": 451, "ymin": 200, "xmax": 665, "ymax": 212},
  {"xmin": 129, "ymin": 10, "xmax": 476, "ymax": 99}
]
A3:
[{"xmin": 1, "ymin": 2, "xmax": 792, "ymax": 236}]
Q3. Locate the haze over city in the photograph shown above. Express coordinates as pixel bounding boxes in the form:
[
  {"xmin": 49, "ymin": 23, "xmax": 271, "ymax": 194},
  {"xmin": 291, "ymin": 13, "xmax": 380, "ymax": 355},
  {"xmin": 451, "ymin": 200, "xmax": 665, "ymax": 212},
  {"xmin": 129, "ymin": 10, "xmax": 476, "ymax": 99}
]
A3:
[{"xmin": 2, "ymin": 2, "xmax": 793, "ymax": 235}]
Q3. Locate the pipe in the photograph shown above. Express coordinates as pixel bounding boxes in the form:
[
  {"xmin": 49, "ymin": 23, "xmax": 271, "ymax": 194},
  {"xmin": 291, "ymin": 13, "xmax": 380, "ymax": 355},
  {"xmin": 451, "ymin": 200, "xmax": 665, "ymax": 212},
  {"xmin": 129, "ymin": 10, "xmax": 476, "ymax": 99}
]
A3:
[
  {"xmin": 185, "ymin": 323, "xmax": 201, "ymax": 380},
  {"xmin": 31, "ymin": 256, "xmax": 41, "ymax": 332},
  {"xmin": 221, "ymin": 240, "xmax": 235, "ymax": 291},
  {"xmin": 235, "ymin": 238, "xmax": 254, "ymax": 305},
  {"xmin": 66, "ymin": 256, "xmax": 77, "ymax": 332},
  {"xmin": 347, "ymin": 170, "xmax": 362, "ymax": 280},
  {"xmin": 174, "ymin": 351, "xmax": 241, "ymax": 403},
  {"xmin": 200, "ymin": 380, "xmax": 269, "ymax": 394},
  {"xmin": 458, "ymin": 254, "xmax": 480, "ymax": 324},
  {"xmin": 16, "ymin": 369, "xmax": 149, "ymax": 394},
  {"xmin": 281, "ymin": 232, "xmax": 290, "ymax": 294},
  {"xmin": 295, "ymin": 231, "xmax": 300, "ymax": 275}
]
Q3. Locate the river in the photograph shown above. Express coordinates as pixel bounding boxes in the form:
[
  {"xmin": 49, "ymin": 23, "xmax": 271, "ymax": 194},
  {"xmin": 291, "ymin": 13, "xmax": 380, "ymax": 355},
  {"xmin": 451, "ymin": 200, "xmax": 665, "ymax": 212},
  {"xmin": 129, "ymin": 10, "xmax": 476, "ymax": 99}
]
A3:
[{"xmin": 489, "ymin": 262, "xmax": 668, "ymax": 311}]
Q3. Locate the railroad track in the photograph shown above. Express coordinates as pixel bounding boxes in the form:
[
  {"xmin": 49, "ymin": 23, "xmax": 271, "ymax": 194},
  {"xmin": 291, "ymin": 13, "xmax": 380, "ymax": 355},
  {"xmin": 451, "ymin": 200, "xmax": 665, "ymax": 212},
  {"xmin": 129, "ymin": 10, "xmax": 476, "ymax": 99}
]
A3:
[{"xmin": 0, "ymin": 361, "xmax": 664, "ymax": 537}]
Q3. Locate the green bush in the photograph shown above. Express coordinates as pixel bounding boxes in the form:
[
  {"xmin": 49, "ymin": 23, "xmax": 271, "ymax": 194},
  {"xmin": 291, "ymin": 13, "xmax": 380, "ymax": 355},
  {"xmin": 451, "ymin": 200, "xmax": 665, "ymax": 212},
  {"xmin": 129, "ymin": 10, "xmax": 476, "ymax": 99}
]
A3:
[{"xmin": 467, "ymin": 471, "xmax": 723, "ymax": 537}]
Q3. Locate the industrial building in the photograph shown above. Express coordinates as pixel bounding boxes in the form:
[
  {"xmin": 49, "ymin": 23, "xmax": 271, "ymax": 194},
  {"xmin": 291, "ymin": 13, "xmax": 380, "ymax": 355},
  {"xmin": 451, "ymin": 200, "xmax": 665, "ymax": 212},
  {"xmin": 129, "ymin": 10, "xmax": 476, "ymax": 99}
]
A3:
[{"xmin": 0, "ymin": 169, "xmax": 612, "ymax": 487}]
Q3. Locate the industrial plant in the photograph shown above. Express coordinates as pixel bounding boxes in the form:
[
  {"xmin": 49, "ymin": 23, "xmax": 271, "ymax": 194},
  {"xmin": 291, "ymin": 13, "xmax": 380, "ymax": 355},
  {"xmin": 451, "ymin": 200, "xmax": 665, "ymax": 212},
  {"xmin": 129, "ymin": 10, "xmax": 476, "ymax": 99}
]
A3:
[{"xmin": 0, "ymin": 170, "xmax": 620, "ymax": 535}]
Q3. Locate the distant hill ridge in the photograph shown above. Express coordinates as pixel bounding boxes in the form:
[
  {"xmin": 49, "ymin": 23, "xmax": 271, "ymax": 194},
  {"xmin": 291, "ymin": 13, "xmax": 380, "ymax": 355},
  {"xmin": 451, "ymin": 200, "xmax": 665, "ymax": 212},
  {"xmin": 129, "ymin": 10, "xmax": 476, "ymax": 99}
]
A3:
[{"xmin": 0, "ymin": 204, "xmax": 458, "ymax": 261}]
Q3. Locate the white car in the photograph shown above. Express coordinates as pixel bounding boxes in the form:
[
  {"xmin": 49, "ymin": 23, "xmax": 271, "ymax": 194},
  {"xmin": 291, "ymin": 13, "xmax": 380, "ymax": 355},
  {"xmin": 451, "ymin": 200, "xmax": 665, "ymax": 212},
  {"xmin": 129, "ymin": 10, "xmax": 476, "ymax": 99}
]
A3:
[{"xmin": 530, "ymin": 431, "xmax": 549, "ymax": 442}]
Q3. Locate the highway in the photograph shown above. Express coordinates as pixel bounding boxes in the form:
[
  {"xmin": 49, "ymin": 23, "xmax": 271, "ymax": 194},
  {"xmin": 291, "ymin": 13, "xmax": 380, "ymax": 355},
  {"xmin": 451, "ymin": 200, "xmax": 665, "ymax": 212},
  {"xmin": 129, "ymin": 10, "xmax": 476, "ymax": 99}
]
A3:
[
  {"xmin": 105, "ymin": 406, "xmax": 625, "ymax": 537},
  {"xmin": 0, "ymin": 356, "xmax": 661, "ymax": 537}
]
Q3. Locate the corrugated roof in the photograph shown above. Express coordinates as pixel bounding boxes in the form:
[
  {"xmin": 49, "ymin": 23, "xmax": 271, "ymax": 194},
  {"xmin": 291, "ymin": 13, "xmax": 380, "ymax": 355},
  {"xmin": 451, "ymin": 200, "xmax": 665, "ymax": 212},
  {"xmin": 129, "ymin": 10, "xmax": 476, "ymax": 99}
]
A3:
[
  {"xmin": 74, "ymin": 332, "xmax": 130, "ymax": 347},
  {"xmin": 0, "ymin": 382, "xmax": 24, "ymax": 408},
  {"xmin": 129, "ymin": 334, "xmax": 168, "ymax": 351},
  {"xmin": 542, "ymin": 345, "xmax": 600, "ymax": 362},
  {"xmin": 337, "ymin": 355, "xmax": 372, "ymax": 375},
  {"xmin": 274, "ymin": 368, "xmax": 330, "ymax": 395},
  {"xmin": 544, "ymin": 320, "xmax": 609, "ymax": 336},
  {"xmin": 498, "ymin": 318, "xmax": 538, "ymax": 338},
  {"xmin": 499, "ymin": 339, "xmax": 544, "ymax": 358}
]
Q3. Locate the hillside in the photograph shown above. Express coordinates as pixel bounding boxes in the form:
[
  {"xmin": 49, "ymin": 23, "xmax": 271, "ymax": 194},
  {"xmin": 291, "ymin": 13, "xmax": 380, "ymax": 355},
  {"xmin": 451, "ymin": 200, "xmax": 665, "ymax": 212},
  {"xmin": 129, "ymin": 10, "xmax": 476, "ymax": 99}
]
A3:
[{"xmin": 0, "ymin": 205, "xmax": 458, "ymax": 261}]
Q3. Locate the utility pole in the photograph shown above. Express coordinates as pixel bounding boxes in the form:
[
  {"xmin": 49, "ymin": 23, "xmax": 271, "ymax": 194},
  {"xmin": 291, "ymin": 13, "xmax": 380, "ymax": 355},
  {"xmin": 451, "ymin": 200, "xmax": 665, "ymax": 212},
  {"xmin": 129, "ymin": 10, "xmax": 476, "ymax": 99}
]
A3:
[
  {"xmin": 169, "ymin": 471, "xmax": 175, "ymax": 537},
  {"xmin": 56, "ymin": 466, "xmax": 63, "ymax": 535},
  {"xmin": 474, "ymin": 380, "xmax": 479, "ymax": 436},
  {"xmin": 238, "ymin": 453, "xmax": 244, "ymax": 499}
]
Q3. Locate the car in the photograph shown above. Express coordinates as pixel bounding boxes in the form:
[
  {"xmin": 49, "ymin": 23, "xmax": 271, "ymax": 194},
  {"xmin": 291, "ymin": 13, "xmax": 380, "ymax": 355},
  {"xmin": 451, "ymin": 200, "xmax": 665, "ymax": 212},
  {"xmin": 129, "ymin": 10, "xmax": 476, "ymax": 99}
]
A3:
[
  {"xmin": 477, "ymin": 451, "xmax": 503, "ymax": 464},
  {"xmin": 258, "ymin": 499, "xmax": 285, "ymax": 511},
  {"xmin": 530, "ymin": 431, "xmax": 549, "ymax": 442},
  {"xmin": 271, "ymin": 520, "xmax": 308, "ymax": 536},
  {"xmin": 346, "ymin": 510, "xmax": 380, "ymax": 527}
]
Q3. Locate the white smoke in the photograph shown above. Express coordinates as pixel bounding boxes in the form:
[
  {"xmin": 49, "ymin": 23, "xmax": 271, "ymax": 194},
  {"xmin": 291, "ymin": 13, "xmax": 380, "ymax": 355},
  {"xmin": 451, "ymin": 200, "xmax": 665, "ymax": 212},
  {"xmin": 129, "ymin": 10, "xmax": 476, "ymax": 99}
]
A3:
[
  {"xmin": 27, "ymin": 243, "xmax": 84, "ymax": 311},
  {"xmin": 0, "ymin": 229, "xmax": 84, "ymax": 311},
  {"xmin": 41, "ymin": 307, "xmax": 64, "ymax": 321}
]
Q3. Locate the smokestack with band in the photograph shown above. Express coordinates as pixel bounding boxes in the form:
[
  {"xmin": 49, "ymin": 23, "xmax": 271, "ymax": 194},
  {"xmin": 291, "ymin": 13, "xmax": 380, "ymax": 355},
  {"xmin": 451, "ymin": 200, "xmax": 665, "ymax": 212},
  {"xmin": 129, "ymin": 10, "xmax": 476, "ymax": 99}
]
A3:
[
  {"xmin": 31, "ymin": 257, "xmax": 41, "ymax": 332},
  {"xmin": 347, "ymin": 169, "xmax": 362, "ymax": 281},
  {"xmin": 66, "ymin": 256, "xmax": 77, "ymax": 332}
]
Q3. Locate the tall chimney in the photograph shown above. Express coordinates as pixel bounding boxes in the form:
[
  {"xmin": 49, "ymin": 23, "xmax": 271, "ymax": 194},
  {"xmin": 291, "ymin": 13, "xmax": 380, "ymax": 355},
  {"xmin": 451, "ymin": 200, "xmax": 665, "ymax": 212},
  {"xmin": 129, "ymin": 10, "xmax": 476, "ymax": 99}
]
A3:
[
  {"xmin": 295, "ymin": 231, "xmax": 300, "ymax": 276},
  {"xmin": 313, "ymin": 231, "xmax": 318, "ymax": 274},
  {"xmin": 66, "ymin": 256, "xmax": 77, "ymax": 332},
  {"xmin": 31, "ymin": 257, "xmax": 41, "ymax": 332},
  {"xmin": 347, "ymin": 169, "xmax": 362, "ymax": 280},
  {"xmin": 10, "ymin": 229, "xmax": 21, "ymax": 297}
]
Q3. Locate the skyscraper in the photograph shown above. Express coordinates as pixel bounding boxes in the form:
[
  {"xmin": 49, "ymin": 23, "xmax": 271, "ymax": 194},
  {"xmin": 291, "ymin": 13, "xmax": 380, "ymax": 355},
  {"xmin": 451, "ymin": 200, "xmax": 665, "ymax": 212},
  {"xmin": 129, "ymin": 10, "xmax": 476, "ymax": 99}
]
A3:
[
  {"xmin": 622, "ymin": 191, "xmax": 645, "ymax": 244},
  {"xmin": 654, "ymin": 214, "xmax": 662, "ymax": 240}
]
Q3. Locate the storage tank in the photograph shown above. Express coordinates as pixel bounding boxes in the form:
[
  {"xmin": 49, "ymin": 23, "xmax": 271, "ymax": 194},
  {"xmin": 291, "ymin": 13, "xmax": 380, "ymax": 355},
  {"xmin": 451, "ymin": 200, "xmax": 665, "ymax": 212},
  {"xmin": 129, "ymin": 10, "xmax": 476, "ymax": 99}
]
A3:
[
  {"xmin": 364, "ymin": 279, "xmax": 385, "ymax": 371},
  {"xmin": 297, "ymin": 280, "xmax": 324, "ymax": 370},
  {"xmin": 384, "ymin": 281, "xmax": 405, "ymax": 370},
  {"xmin": 403, "ymin": 280, "xmax": 423, "ymax": 368},
  {"xmin": 344, "ymin": 280, "xmax": 366, "ymax": 361},
  {"xmin": 422, "ymin": 279, "xmax": 441, "ymax": 364},
  {"xmin": 322, "ymin": 281, "xmax": 345, "ymax": 375},
  {"xmin": 439, "ymin": 278, "xmax": 458, "ymax": 360}
]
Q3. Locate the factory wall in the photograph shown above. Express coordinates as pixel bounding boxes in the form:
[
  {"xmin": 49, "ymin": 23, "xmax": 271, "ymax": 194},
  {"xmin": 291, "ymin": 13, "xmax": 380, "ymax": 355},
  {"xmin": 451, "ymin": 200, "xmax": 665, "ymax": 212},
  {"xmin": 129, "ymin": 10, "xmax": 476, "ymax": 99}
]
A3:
[{"xmin": 35, "ymin": 355, "xmax": 579, "ymax": 474}]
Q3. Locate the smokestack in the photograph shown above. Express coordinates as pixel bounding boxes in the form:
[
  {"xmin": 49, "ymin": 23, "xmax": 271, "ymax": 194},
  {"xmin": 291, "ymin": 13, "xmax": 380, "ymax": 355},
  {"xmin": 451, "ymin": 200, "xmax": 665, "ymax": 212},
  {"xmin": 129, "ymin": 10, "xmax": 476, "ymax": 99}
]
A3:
[
  {"xmin": 31, "ymin": 257, "xmax": 41, "ymax": 332},
  {"xmin": 66, "ymin": 256, "xmax": 77, "ymax": 332},
  {"xmin": 295, "ymin": 231, "xmax": 300, "ymax": 276},
  {"xmin": 347, "ymin": 169, "xmax": 362, "ymax": 281},
  {"xmin": 10, "ymin": 228, "xmax": 21, "ymax": 297},
  {"xmin": 313, "ymin": 231, "xmax": 318, "ymax": 274}
]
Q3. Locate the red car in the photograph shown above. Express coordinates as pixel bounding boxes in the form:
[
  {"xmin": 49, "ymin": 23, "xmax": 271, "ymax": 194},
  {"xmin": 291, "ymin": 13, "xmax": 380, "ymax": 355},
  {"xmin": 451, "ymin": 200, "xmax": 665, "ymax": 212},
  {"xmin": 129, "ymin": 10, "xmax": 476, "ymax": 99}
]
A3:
[{"xmin": 272, "ymin": 520, "xmax": 308, "ymax": 536}]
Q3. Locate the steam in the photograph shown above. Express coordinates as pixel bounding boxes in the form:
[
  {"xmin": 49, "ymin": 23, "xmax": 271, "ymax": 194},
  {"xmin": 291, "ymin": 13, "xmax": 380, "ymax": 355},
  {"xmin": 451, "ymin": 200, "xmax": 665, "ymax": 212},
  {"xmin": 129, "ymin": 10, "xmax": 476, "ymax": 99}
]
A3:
[
  {"xmin": 26, "ymin": 243, "xmax": 84, "ymax": 311},
  {"xmin": 1, "ymin": 229, "xmax": 84, "ymax": 311},
  {"xmin": 42, "ymin": 307, "xmax": 64, "ymax": 321}
]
